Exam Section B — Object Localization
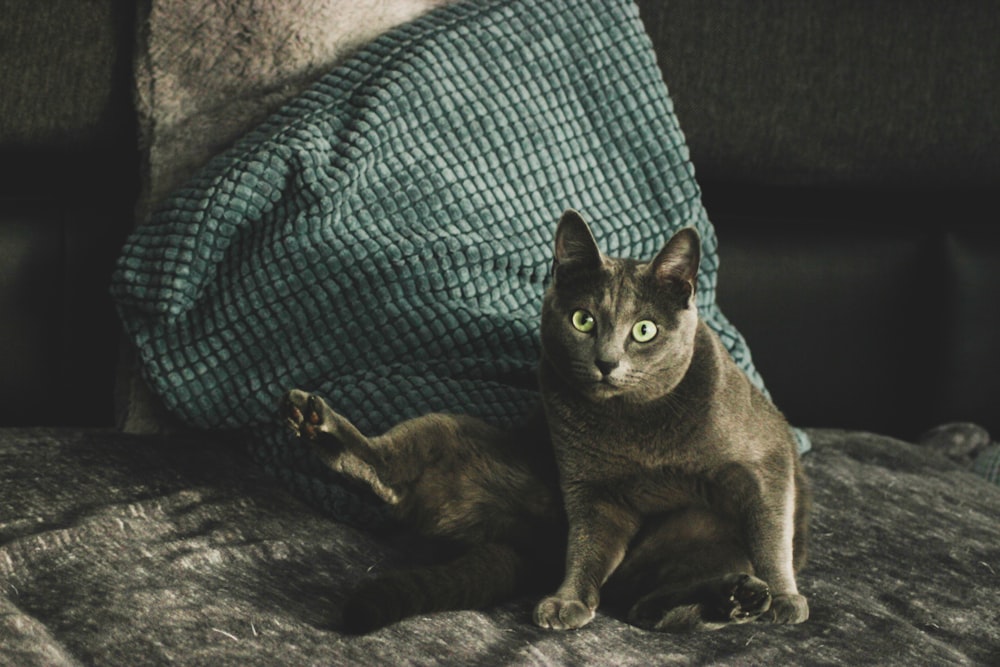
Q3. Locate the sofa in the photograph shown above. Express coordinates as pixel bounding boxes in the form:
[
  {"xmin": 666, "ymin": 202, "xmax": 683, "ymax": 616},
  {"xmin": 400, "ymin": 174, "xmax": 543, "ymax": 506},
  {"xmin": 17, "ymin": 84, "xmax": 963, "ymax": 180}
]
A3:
[{"xmin": 2, "ymin": 1, "xmax": 998, "ymax": 665}]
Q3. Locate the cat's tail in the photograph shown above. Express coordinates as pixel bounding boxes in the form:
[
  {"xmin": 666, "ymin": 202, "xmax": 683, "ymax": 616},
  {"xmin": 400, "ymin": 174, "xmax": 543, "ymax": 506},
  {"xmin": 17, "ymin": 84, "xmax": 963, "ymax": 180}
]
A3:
[{"xmin": 342, "ymin": 541, "xmax": 542, "ymax": 634}]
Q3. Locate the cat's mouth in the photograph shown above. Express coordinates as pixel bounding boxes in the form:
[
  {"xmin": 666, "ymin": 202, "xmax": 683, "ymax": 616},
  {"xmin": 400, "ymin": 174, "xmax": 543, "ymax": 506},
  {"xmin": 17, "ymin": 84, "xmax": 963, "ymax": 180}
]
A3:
[
  {"xmin": 588, "ymin": 376, "xmax": 627, "ymax": 396},
  {"xmin": 566, "ymin": 362, "xmax": 630, "ymax": 397}
]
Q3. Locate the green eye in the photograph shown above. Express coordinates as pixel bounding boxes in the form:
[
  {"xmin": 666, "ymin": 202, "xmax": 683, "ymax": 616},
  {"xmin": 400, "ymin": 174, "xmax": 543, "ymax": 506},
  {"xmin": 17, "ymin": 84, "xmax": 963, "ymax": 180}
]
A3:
[
  {"xmin": 571, "ymin": 310, "xmax": 596, "ymax": 333},
  {"xmin": 632, "ymin": 320, "xmax": 658, "ymax": 343}
]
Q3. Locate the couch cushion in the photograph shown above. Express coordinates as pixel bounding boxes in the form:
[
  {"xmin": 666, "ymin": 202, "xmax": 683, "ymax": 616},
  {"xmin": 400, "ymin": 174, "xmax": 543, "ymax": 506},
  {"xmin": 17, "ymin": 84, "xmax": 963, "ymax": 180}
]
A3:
[{"xmin": 119, "ymin": 0, "xmax": 455, "ymax": 435}]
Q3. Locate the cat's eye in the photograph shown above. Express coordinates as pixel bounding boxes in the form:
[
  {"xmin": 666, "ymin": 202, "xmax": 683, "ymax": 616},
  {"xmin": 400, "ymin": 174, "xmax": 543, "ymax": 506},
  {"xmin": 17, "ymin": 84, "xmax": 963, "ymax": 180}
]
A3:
[
  {"xmin": 632, "ymin": 320, "xmax": 658, "ymax": 343},
  {"xmin": 571, "ymin": 309, "xmax": 595, "ymax": 333}
]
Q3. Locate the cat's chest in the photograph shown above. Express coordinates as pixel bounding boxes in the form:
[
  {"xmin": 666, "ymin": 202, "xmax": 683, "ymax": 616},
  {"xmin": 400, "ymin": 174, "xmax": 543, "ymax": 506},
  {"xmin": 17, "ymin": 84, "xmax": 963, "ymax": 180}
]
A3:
[
  {"xmin": 544, "ymin": 399, "xmax": 747, "ymax": 516},
  {"xmin": 544, "ymin": 395, "xmax": 697, "ymax": 475}
]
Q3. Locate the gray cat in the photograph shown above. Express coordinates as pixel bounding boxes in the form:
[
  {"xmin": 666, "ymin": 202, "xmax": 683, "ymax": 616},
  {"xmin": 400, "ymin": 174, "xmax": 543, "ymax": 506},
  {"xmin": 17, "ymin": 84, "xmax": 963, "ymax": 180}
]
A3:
[
  {"xmin": 533, "ymin": 210, "xmax": 809, "ymax": 631},
  {"xmin": 283, "ymin": 209, "xmax": 809, "ymax": 633}
]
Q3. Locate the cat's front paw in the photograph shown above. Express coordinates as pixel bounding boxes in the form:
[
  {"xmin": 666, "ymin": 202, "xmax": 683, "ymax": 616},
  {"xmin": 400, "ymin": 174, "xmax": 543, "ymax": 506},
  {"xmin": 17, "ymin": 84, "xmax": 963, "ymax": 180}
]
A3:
[
  {"xmin": 534, "ymin": 595, "xmax": 595, "ymax": 631},
  {"xmin": 282, "ymin": 389, "xmax": 327, "ymax": 440},
  {"xmin": 763, "ymin": 592, "xmax": 809, "ymax": 624}
]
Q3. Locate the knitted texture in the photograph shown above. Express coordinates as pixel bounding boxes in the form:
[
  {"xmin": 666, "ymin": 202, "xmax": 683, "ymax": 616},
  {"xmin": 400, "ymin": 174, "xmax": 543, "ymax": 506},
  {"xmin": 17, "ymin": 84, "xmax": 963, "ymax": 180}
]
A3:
[
  {"xmin": 112, "ymin": 0, "xmax": 808, "ymax": 523},
  {"xmin": 972, "ymin": 445, "xmax": 1000, "ymax": 485}
]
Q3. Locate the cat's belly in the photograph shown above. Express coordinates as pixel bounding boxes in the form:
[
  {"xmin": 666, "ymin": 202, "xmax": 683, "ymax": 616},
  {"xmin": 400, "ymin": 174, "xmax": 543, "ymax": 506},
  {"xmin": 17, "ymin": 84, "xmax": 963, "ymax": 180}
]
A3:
[{"xmin": 615, "ymin": 468, "xmax": 714, "ymax": 515}]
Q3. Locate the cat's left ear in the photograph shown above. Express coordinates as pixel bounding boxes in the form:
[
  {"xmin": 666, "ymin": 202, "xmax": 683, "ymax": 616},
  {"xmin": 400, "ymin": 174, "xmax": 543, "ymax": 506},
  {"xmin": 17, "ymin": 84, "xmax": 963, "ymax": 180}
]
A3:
[
  {"xmin": 552, "ymin": 209, "xmax": 603, "ymax": 280},
  {"xmin": 651, "ymin": 227, "xmax": 700, "ymax": 304}
]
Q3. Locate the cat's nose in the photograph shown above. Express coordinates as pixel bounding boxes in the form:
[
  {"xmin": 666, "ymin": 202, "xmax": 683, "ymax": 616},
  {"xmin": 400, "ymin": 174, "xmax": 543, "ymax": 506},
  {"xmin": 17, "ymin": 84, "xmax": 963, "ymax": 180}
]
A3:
[{"xmin": 595, "ymin": 359, "xmax": 619, "ymax": 377}]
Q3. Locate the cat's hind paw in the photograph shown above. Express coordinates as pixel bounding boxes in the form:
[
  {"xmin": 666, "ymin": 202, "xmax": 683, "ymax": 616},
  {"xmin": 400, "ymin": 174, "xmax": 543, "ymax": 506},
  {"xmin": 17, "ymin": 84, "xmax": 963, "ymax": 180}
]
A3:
[
  {"xmin": 722, "ymin": 573, "xmax": 772, "ymax": 622},
  {"xmin": 282, "ymin": 389, "xmax": 329, "ymax": 441},
  {"xmin": 628, "ymin": 573, "xmax": 772, "ymax": 632}
]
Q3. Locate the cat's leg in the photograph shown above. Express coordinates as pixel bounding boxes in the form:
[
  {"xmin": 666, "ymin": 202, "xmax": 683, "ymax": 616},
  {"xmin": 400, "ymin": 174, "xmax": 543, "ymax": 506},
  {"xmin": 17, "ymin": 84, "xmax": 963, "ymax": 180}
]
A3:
[
  {"xmin": 282, "ymin": 389, "xmax": 400, "ymax": 504},
  {"xmin": 533, "ymin": 496, "xmax": 640, "ymax": 630},
  {"xmin": 627, "ymin": 573, "xmax": 773, "ymax": 632},
  {"xmin": 283, "ymin": 389, "xmax": 528, "ymax": 533},
  {"xmin": 733, "ymin": 465, "xmax": 809, "ymax": 625}
]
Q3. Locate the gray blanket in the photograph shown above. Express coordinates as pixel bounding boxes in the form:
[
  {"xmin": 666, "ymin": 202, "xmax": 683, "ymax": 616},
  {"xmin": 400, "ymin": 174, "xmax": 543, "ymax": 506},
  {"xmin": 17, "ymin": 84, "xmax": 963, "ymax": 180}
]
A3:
[{"xmin": 1, "ymin": 428, "xmax": 996, "ymax": 665}]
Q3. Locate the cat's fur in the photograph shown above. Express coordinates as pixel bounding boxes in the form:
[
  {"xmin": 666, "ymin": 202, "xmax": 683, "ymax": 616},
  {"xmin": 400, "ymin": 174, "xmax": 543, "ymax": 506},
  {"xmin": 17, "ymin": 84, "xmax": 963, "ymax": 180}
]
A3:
[
  {"xmin": 283, "ymin": 209, "xmax": 809, "ymax": 633},
  {"xmin": 282, "ymin": 395, "xmax": 565, "ymax": 633}
]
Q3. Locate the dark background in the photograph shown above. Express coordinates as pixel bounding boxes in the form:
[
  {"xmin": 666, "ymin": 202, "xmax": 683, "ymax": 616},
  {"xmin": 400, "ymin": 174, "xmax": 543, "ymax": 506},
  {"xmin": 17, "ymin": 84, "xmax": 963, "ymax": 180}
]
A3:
[
  {"xmin": 1, "ymin": 0, "xmax": 997, "ymax": 440},
  {"xmin": 639, "ymin": 0, "xmax": 999, "ymax": 438}
]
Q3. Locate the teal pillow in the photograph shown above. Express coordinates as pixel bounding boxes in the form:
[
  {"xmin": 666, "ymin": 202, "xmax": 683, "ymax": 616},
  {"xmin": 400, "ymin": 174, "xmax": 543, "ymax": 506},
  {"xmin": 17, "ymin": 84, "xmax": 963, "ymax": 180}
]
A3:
[{"xmin": 112, "ymin": 0, "xmax": 808, "ymax": 523}]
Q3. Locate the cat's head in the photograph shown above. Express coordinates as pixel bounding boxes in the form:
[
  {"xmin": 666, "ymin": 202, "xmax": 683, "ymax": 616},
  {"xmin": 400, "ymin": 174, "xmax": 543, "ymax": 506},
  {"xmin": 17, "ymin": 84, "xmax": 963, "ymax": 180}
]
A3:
[{"xmin": 540, "ymin": 210, "xmax": 701, "ymax": 402}]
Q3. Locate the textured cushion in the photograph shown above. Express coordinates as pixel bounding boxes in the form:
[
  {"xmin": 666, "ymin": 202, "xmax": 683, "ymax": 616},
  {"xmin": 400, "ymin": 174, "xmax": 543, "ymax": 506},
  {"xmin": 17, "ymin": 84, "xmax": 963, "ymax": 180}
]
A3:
[
  {"xmin": 120, "ymin": 0, "xmax": 450, "ymax": 434},
  {"xmin": 112, "ymin": 0, "xmax": 807, "ymax": 523}
]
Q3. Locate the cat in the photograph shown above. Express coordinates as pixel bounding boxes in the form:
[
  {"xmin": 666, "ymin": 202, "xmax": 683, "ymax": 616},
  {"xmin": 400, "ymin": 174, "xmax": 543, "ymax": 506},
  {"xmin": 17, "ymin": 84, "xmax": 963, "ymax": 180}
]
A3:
[
  {"xmin": 283, "ymin": 208, "xmax": 809, "ymax": 633},
  {"xmin": 532, "ymin": 210, "xmax": 809, "ymax": 631}
]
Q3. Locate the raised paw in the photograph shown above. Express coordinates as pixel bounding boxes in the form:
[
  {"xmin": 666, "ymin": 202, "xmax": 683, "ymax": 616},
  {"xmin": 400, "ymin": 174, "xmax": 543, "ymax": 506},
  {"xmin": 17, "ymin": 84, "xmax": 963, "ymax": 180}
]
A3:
[
  {"xmin": 720, "ymin": 574, "xmax": 772, "ymax": 622},
  {"xmin": 763, "ymin": 592, "xmax": 809, "ymax": 625},
  {"xmin": 282, "ymin": 389, "xmax": 328, "ymax": 440},
  {"xmin": 533, "ymin": 595, "xmax": 595, "ymax": 631}
]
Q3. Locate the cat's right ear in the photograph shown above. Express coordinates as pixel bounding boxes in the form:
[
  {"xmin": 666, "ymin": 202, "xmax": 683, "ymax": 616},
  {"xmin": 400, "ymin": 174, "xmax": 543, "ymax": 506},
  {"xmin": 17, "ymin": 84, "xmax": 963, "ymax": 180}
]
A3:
[
  {"xmin": 553, "ymin": 209, "xmax": 603, "ymax": 281},
  {"xmin": 651, "ymin": 227, "xmax": 700, "ymax": 304}
]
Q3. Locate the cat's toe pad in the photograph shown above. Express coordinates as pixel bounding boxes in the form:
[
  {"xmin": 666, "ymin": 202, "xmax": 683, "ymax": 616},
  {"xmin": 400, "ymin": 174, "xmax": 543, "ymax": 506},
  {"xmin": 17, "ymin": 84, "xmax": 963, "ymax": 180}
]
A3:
[
  {"xmin": 534, "ymin": 595, "xmax": 595, "ymax": 631},
  {"xmin": 282, "ymin": 389, "xmax": 324, "ymax": 440}
]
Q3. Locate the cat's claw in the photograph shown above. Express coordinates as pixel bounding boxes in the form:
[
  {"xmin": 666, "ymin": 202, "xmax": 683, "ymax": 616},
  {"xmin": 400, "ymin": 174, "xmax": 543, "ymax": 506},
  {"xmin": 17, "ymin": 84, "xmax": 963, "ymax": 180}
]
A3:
[{"xmin": 533, "ymin": 595, "xmax": 595, "ymax": 631}]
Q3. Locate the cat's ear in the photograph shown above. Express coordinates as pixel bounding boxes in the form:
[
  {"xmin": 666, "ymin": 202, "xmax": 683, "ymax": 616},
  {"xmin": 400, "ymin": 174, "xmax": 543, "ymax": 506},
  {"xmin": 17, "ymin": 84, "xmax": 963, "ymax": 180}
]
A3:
[
  {"xmin": 553, "ymin": 209, "xmax": 603, "ymax": 276},
  {"xmin": 651, "ymin": 227, "xmax": 700, "ymax": 303}
]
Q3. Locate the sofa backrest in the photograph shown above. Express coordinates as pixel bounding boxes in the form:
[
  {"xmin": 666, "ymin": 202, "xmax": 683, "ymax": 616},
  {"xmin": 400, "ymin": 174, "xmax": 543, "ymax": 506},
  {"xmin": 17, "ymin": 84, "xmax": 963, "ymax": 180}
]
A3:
[
  {"xmin": 639, "ymin": 0, "xmax": 1000, "ymax": 189},
  {"xmin": 637, "ymin": 0, "xmax": 1000, "ymax": 437},
  {"xmin": 0, "ymin": 0, "xmax": 138, "ymax": 426}
]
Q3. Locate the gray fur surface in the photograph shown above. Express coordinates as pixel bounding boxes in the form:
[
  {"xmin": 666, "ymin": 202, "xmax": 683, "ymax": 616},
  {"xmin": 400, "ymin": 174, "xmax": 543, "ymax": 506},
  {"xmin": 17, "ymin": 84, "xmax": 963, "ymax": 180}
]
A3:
[
  {"xmin": 121, "ymin": 0, "xmax": 453, "ymax": 435},
  {"xmin": 1, "ymin": 427, "xmax": 996, "ymax": 665},
  {"xmin": 134, "ymin": 0, "xmax": 451, "ymax": 216}
]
